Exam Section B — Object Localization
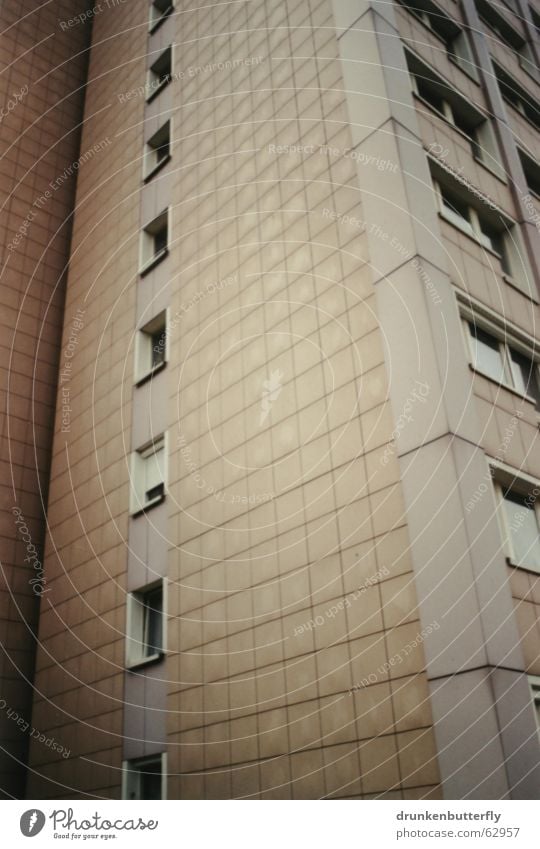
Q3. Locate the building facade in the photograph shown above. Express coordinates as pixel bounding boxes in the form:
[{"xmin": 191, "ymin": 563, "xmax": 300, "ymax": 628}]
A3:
[
  {"xmin": 0, "ymin": 0, "xmax": 91, "ymax": 798},
  {"xmin": 1, "ymin": 0, "xmax": 539, "ymax": 799}
]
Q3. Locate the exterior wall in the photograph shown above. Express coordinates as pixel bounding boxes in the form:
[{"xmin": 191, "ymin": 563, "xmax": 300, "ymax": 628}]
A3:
[
  {"xmin": 26, "ymin": 0, "xmax": 443, "ymax": 799},
  {"xmin": 25, "ymin": 2, "xmax": 146, "ymax": 798},
  {"xmin": 18, "ymin": 0, "xmax": 540, "ymax": 800},
  {"xmin": 166, "ymin": 0, "xmax": 440, "ymax": 801},
  {"xmin": 0, "ymin": 0, "xmax": 90, "ymax": 798},
  {"xmin": 333, "ymin": 0, "xmax": 540, "ymax": 798}
]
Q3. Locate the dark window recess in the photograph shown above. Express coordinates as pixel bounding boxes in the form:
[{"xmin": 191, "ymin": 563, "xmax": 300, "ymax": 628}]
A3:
[
  {"xmin": 494, "ymin": 63, "xmax": 540, "ymax": 128},
  {"xmin": 146, "ymin": 483, "xmax": 165, "ymax": 503},
  {"xmin": 142, "ymin": 586, "xmax": 163, "ymax": 656},
  {"xmin": 151, "ymin": 330, "xmax": 166, "ymax": 367},
  {"xmin": 154, "ymin": 227, "xmax": 168, "ymax": 255}
]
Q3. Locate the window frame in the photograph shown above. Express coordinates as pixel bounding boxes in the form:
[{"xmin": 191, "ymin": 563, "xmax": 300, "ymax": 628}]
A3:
[
  {"xmin": 146, "ymin": 45, "xmax": 173, "ymax": 104},
  {"xmin": 518, "ymin": 146, "xmax": 540, "ymax": 200},
  {"xmin": 476, "ymin": 0, "xmax": 539, "ymax": 81},
  {"xmin": 148, "ymin": 0, "xmax": 174, "ymax": 34},
  {"xmin": 143, "ymin": 119, "xmax": 172, "ymax": 183},
  {"xmin": 122, "ymin": 753, "xmax": 167, "ymax": 800},
  {"xmin": 398, "ymin": 0, "xmax": 480, "ymax": 80},
  {"xmin": 457, "ymin": 293, "xmax": 540, "ymax": 408},
  {"xmin": 406, "ymin": 49, "xmax": 503, "ymax": 175},
  {"xmin": 126, "ymin": 579, "xmax": 166, "ymax": 669},
  {"xmin": 139, "ymin": 208, "xmax": 170, "ymax": 276},
  {"xmin": 493, "ymin": 61, "xmax": 540, "ymax": 129},
  {"xmin": 492, "ymin": 466, "xmax": 540, "ymax": 573},
  {"xmin": 130, "ymin": 433, "xmax": 167, "ymax": 516},
  {"xmin": 434, "ymin": 177, "xmax": 510, "ymax": 267},
  {"xmin": 134, "ymin": 309, "xmax": 169, "ymax": 386}
]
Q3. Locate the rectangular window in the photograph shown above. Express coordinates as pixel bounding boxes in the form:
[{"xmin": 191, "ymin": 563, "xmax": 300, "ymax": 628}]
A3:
[
  {"xmin": 461, "ymin": 305, "xmax": 540, "ymax": 407},
  {"xmin": 140, "ymin": 210, "xmax": 168, "ymax": 274},
  {"xmin": 518, "ymin": 148, "xmax": 540, "ymax": 198},
  {"xmin": 399, "ymin": 0, "xmax": 479, "ymax": 79},
  {"xmin": 476, "ymin": 0, "xmax": 538, "ymax": 78},
  {"xmin": 491, "ymin": 462, "xmax": 540, "ymax": 572},
  {"xmin": 467, "ymin": 322, "xmax": 506, "ymax": 383},
  {"xmin": 494, "ymin": 62, "xmax": 540, "ymax": 128},
  {"xmin": 123, "ymin": 754, "xmax": 166, "ymax": 800},
  {"xmin": 407, "ymin": 51, "xmax": 501, "ymax": 171},
  {"xmin": 144, "ymin": 121, "xmax": 171, "ymax": 181},
  {"xmin": 501, "ymin": 487, "xmax": 540, "ymax": 570},
  {"xmin": 149, "ymin": 0, "xmax": 173, "ymax": 33},
  {"xmin": 433, "ymin": 173, "xmax": 519, "ymax": 279},
  {"xmin": 135, "ymin": 310, "xmax": 167, "ymax": 384},
  {"xmin": 509, "ymin": 348, "xmax": 540, "ymax": 407},
  {"xmin": 130, "ymin": 434, "xmax": 167, "ymax": 514},
  {"xmin": 147, "ymin": 46, "xmax": 172, "ymax": 102},
  {"xmin": 126, "ymin": 581, "xmax": 164, "ymax": 667}
]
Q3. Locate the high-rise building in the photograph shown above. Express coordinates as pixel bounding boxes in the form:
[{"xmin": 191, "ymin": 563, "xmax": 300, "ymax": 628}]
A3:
[
  {"xmin": 1, "ymin": 0, "xmax": 539, "ymax": 800},
  {"xmin": 0, "ymin": 0, "xmax": 91, "ymax": 798}
]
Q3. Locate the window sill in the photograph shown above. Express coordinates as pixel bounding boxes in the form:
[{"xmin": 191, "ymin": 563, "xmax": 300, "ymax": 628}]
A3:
[
  {"xmin": 146, "ymin": 78, "xmax": 171, "ymax": 105},
  {"xmin": 139, "ymin": 247, "xmax": 168, "ymax": 277},
  {"xmin": 135, "ymin": 360, "xmax": 167, "ymax": 388},
  {"xmin": 148, "ymin": 7, "xmax": 173, "ymax": 35},
  {"xmin": 131, "ymin": 493, "xmax": 166, "ymax": 518},
  {"xmin": 468, "ymin": 363, "xmax": 539, "ymax": 408},
  {"xmin": 143, "ymin": 153, "xmax": 171, "ymax": 184},
  {"xmin": 506, "ymin": 556, "xmax": 540, "ymax": 576},
  {"xmin": 126, "ymin": 651, "xmax": 165, "ymax": 671}
]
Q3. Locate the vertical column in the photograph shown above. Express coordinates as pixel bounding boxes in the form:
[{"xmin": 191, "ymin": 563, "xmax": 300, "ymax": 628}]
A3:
[{"xmin": 121, "ymin": 0, "xmax": 174, "ymax": 798}]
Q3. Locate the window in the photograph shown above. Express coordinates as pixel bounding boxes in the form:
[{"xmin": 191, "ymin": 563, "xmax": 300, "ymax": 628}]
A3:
[
  {"xmin": 123, "ymin": 754, "xmax": 166, "ymax": 800},
  {"xmin": 518, "ymin": 148, "xmax": 540, "ymax": 198},
  {"xmin": 509, "ymin": 348, "xmax": 540, "ymax": 407},
  {"xmin": 476, "ymin": 0, "xmax": 538, "ymax": 78},
  {"xmin": 135, "ymin": 310, "xmax": 167, "ymax": 384},
  {"xmin": 431, "ymin": 166, "xmax": 528, "ymax": 282},
  {"xmin": 434, "ymin": 177, "xmax": 511, "ymax": 271},
  {"xmin": 399, "ymin": 0, "xmax": 479, "ymax": 79},
  {"xmin": 147, "ymin": 46, "xmax": 172, "ymax": 102},
  {"xmin": 467, "ymin": 322, "xmax": 507, "ymax": 383},
  {"xmin": 460, "ymin": 304, "xmax": 540, "ymax": 407},
  {"xmin": 149, "ymin": 0, "xmax": 173, "ymax": 33},
  {"xmin": 529, "ymin": 677, "xmax": 540, "ymax": 739},
  {"xmin": 126, "ymin": 580, "xmax": 165, "ymax": 667},
  {"xmin": 144, "ymin": 121, "xmax": 171, "ymax": 181},
  {"xmin": 140, "ymin": 210, "xmax": 168, "ymax": 274},
  {"xmin": 130, "ymin": 434, "xmax": 167, "ymax": 514},
  {"xmin": 499, "ymin": 485, "xmax": 540, "ymax": 570},
  {"xmin": 407, "ymin": 51, "xmax": 501, "ymax": 172},
  {"xmin": 494, "ymin": 62, "xmax": 540, "ymax": 128}
]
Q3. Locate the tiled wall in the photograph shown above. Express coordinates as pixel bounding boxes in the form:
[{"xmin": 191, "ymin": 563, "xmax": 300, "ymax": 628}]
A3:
[
  {"xmin": 0, "ymin": 0, "xmax": 90, "ymax": 798},
  {"xmin": 26, "ymin": 0, "xmax": 442, "ymax": 799},
  {"xmin": 165, "ymin": 0, "xmax": 439, "ymax": 799},
  {"xmin": 25, "ymin": 1, "xmax": 146, "ymax": 798},
  {"xmin": 22, "ymin": 0, "xmax": 540, "ymax": 800}
]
